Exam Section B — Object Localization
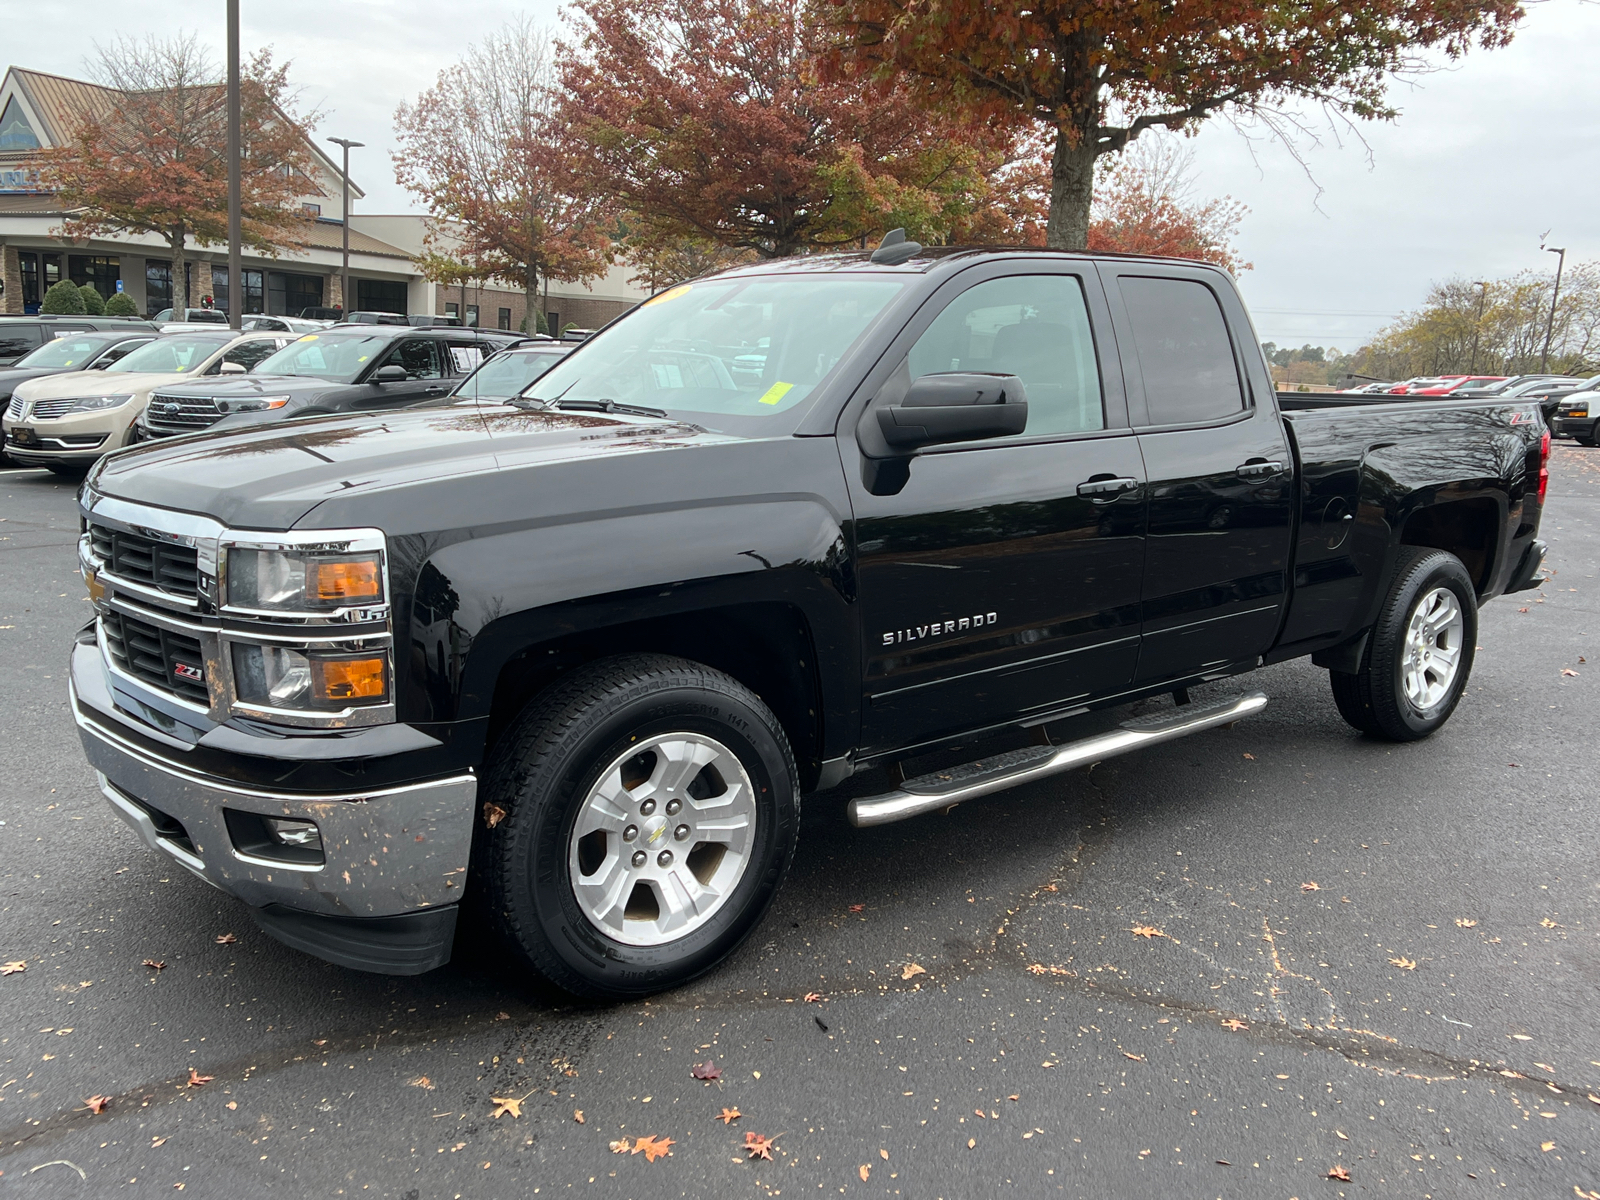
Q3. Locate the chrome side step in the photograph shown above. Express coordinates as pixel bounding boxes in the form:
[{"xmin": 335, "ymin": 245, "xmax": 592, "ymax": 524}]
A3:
[{"xmin": 847, "ymin": 691, "xmax": 1268, "ymax": 828}]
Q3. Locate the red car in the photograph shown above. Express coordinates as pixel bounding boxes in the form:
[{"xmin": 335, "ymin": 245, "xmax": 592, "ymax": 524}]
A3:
[{"xmin": 1409, "ymin": 375, "xmax": 1507, "ymax": 396}]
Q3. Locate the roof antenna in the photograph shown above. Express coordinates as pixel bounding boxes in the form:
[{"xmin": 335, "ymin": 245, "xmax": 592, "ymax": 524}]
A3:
[{"xmin": 870, "ymin": 227, "xmax": 922, "ymax": 265}]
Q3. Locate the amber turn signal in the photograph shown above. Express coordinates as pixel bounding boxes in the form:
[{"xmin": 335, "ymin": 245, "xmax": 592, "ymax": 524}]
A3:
[
  {"xmin": 307, "ymin": 558, "xmax": 381, "ymax": 603},
  {"xmin": 311, "ymin": 656, "xmax": 387, "ymax": 702}
]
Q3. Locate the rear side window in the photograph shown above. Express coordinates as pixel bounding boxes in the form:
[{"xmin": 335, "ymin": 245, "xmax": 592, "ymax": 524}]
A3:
[
  {"xmin": 1119, "ymin": 277, "xmax": 1243, "ymax": 425},
  {"xmin": 0, "ymin": 324, "xmax": 43, "ymax": 361}
]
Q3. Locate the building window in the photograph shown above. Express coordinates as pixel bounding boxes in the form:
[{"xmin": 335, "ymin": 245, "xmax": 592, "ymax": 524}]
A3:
[
  {"xmin": 497, "ymin": 307, "xmax": 511, "ymax": 330},
  {"xmin": 547, "ymin": 310, "xmax": 560, "ymax": 336},
  {"xmin": 0, "ymin": 97, "xmax": 40, "ymax": 151},
  {"xmin": 464, "ymin": 304, "xmax": 479, "ymax": 328},
  {"xmin": 145, "ymin": 261, "xmax": 171, "ymax": 314},
  {"xmin": 356, "ymin": 278, "xmax": 408, "ymax": 316},
  {"xmin": 19, "ymin": 251, "xmax": 40, "ymax": 311},
  {"xmin": 444, "ymin": 302, "xmax": 459, "ymax": 318},
  {"xmin": 268, "ymin": 271, "xmax": 324, "ymax": 316},
  {"xmin": 68, "ymin": 255, "xmax": 120, "ymax": 300},
  {"xmin": 211, "ymin": 266, "xmax": 265, "ymax": 316},
  {"xmin": 301, "ymin": 202, "xmax": 321, "ymax": 217}
]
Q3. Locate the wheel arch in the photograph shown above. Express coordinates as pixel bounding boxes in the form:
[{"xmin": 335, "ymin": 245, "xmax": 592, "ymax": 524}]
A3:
[{"xmin": 1398, "ymin": 495, "xmax": 1503, "ymax": 596}]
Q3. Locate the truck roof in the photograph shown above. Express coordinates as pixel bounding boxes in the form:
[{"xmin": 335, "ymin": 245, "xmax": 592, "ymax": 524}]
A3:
[{"xmin": 702, "ymin": 245, "xmax": 1233, "ymax": 280}]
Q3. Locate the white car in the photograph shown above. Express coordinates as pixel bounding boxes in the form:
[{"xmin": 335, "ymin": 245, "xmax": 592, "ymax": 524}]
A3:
[{"xmin": 2, "ymin": 331, "xmax": 291, "ymax": 474}]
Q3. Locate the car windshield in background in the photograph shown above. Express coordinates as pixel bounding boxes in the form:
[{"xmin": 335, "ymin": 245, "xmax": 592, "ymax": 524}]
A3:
[
  {"xmin": 525, "ymin": 276, "xmax": 907, "ymax": 431},
  {"xmin": 252, "ymin": 332, "xmax": 393, "ymax": 382},
  {"xmin": 107, "ymin": 335, "xmax": 231, "ymax": 374},
  {"xmin": 12, "ymin": 334, "xmax": 119, "ymax": 369},
  {"xmin": 454, "ymin": 350, "xmax": 569, "ymax": 401}
]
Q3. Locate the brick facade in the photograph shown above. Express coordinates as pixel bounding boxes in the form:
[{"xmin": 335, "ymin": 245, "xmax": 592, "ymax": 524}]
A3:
[{"xmin": 0, "ymin": 244, "xmax": 19, "ymax": 315}]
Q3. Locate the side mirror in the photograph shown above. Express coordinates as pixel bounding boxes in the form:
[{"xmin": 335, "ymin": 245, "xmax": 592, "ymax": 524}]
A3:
[
  {"xmin": 219, "ymin": 361, "xmax": 247, "ymax": 375},
  {"xmin": 372, "ymin": 364, "xmax": 408, "ymax": 383},
  {"xmin": 875, "ymin": 373, "xmax": 1028, "ymax": 451}
]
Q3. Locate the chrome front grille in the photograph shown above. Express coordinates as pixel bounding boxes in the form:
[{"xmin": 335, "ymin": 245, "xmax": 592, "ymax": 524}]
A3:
[
  {"xmin": 102, "ymin": 610, "xmax": 209, "ymax": 706},
  {"xmin": 27, "ymin": 398, "xmax": 76, "ymax": 420},
  {"xmin": 89, "ymin": 523, "xmax": 200, "ymax": 599},
  {"xmin": 5, "ymin": 394, "xmax": 23, "ymax": 420},
  {"xmin": 145, "ymin": 392, "xmax": 223, "ymax": 432}
]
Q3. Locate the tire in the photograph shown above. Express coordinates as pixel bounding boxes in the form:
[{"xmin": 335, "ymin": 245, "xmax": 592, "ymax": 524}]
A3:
[
  {"xmin": 46, "ymin": 462, "xmax": 88, "ymax": 478},
  {"xmin": 1576, "ymin": 433, "xmax": 1598, "ymax": 448},
  {"xmin": 1327, "ymin": 548, "xmax": 1477, "ymax": 741},
  {"xmin": 476, "ymin": 653, "xmax": 800, "ymax": 999}
]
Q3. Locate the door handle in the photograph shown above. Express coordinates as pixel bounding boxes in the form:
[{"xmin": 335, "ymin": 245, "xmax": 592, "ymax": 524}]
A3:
[
  {"xmin": 1076, "ymin": 475, "xmax": 1139, "ymax": 498},
  {"xmin": 423, "ymin": 385, "xmax": 447, "ymax": 395},
  {"xmin": 1236, "ymin": 459, "xmax": 1284, "ymax": 480}
]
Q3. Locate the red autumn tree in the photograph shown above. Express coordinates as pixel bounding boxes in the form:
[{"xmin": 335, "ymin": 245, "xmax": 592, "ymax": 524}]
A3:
[
  {"xmin": 1087, "ymin": 137, "xmax": 1249, "ymax": 273},
  {"xmin": 558, "ymin": 0, "xmax": 1029, "ymax": 261},
  {"xmin": 34, "ymin": 34, "xmax": 321, "ymax": 314},
  {"xmin": 394, "ymin": 17, "xmax": 612, "ymax": 327},
  {"xmin": 822, "ymin": 0, "xmax": 1523, "ymax": 250}
]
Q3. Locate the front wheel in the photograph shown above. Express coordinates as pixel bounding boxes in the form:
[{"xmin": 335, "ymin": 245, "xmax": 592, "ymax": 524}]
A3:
[
  {"xmin": 1328, "ymin": 548, "xmax": 1478, "ymax": 741},
  {"xmin": 476, "ymin": 654, "xmax": 800, "ymax": 999}
]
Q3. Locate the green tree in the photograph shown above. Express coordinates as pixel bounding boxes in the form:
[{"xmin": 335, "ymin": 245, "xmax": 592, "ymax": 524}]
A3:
[
  {"xmin": 78, "ymin": 284, "xmax": 106, "ymax": 315},
  {"xmin": 40, "ymin": 279, "xmax": 86, "ymax": 314},
  {"xmin": 103, "ymin": 292, "xmax": 139, "ymax": 316}
]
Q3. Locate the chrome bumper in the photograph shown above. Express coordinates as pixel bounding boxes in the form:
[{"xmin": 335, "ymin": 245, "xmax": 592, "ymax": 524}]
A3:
[{"xmin": 73, "ymin": 651, "xmax": 477, "ymax": 920}]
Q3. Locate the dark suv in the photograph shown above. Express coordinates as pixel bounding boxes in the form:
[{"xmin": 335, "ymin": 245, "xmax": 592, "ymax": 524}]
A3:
[
  {"xmin": 134, "ymin": 325, "xmax": 529, "ymax": 439},
  {"xmin": 0, "ymin": 315, "xmax": 157, "ymax": 367}
]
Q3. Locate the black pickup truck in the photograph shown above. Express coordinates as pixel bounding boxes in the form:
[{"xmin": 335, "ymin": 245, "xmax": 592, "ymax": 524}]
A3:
[{"xmin": 68, "ymin": 245, "xmax": 1549, "ymax": 998}]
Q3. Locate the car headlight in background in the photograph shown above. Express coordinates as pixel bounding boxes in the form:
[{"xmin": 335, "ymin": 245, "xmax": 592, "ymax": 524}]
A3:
[
  {"xmin": 231, "ymin": 644, "xmax": 389, "ymax": 711},
  {"xmin": 227, "ymin": 548, "xmax": 384, "ymax": 614},
  {"xmin": 218, "ymin": 396, "xmax": 291, "ymax": 414},
  {"xmin": 68, "ymin": 393, "xmax": 134, "ymax": 413}
]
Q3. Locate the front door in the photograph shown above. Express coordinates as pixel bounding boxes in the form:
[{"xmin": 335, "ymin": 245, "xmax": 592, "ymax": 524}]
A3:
[
  {"xmin": 1099, "ymin": 265, "xmax": 1295, "ymax": 685},
  {"xmin": 848, "ymin": 265, "xmax": 1147, "ymax": 759},
  {"xmin": 360, "ymin": 337, "xmax": 450, "ymax": 409}
]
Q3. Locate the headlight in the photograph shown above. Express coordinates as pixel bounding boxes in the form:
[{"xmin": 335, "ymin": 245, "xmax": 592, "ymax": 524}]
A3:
[
  {"xmin": 69, "ymin": 393, "xmax": 134, "ymax": 413},
  {"xmin": 218, "ymin": 396, "xmax": 290, "ymax": 413},
  {"xmin": 231, "ymin": 644, "xmax": 389, "ymax": 711},
  {"xmin": 227, "ymin": 547, "xmax": 384, "ymax": 614}
]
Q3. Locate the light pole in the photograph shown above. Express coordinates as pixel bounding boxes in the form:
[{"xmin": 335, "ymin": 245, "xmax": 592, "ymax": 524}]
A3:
[
  {"xmin": 1540, "ymin": 245, "xmax": 1566, "ymax": 374},
  {"xmin": 327, "ymin": 136, "xmax": 363, "ymax": 316},
  {"xmin": 226, "ymin": 0, "xmax": 241, "ymax": 330},
  {"xmin": 1469, "ymin": 280, "xmax": 1489, "ymax": 374}
]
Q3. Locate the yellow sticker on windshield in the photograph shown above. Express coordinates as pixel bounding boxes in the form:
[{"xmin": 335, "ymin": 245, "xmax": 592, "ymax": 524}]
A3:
[
  {"xmin": 643, "ymin": 284, "xmax": 692, "ymax": 307},
  {"xmin": 757, "ymin": 381, "xmax": 795, "ymax": 406},
  {"xmin": 300, "ymin": 335, "xmax": 318, "ymax": 341}
]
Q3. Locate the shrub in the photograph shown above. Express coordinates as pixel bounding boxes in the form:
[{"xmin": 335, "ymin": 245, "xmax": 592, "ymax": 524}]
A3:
[
  {"xmin": 40, "ymin": 279, "xmax": 87, "ymax": 314},
  {"xmin": 103, "ymin": 292, "xmax": 139, "ymax": 316},
  {"xmin": 78, "ymin": 284, "xmax": 106, "ymax": 315},
  {"xmin": 519, "ymin": 310, "xmax": 551, "ymax": 336}
]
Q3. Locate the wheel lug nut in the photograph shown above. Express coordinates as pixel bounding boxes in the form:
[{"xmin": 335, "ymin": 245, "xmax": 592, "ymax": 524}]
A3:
[
  {"xmin": 631, "ymin": 850, "xmax": 647, "ymax": 868},
  {"xmin": 657, "ymin": 849, "xmax": 673, "ymax": 867},
  {"xmin": 639, "ymin": 799, "xmax": 656, "ymax": 816},
  {"xmin": 622, "ymin": 824, "xmax": 639, "ymax": 843},
  {"xmin": 674, "ymin": 824, "xmax": 691, "ymax": 841},
  {"xmin": 665, "ymin": 798, "xmax": 681, "ymax": 816}
]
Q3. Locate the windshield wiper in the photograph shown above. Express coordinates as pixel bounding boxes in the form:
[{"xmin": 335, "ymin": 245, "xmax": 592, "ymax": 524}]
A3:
[{"xmin": 550, "ymin": 398, "xmax": 670, "ymax": 419}]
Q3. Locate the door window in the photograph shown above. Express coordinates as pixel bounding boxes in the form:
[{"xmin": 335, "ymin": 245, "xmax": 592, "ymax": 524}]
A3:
[
  {"xmin": 386, "ymin": 338, "xmax": 443, "ymax": 379},
  {"xmin": 1119, "ymin": 277, "xmax": 1244, "ymax": 425},
  {"xmin": 101, "ymin": 338, "xmax": 153, "ymax": 364},
  {"xmin": 0, "ymin": 325, "xmax": 44, "ymax": 360},
  {"xmin": 907, "ymin": 275, "xmax": 1103, "ymax": 437},
  {"xmin": 447, "ymin": 342, "xmax": 486, "ymax": 375}
]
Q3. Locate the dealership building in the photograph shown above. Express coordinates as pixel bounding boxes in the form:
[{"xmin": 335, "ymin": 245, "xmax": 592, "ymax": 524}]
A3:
[{"xmin": 0, "ymin": 66, "xmax": 643, "ymax": 329}]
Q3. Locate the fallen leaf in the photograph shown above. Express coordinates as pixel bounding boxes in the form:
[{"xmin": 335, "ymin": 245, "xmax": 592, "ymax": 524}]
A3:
[
  {"xmin": 186, "ymin": 1069, "xmax": 213, "ymax": 1088},
  {"xmin": 1216, "ymin": 1159, "xmax": 1231, "ymax": 1166},
  {"xmin": 1221, "ymin": 1019, "xmax": 1248, "ymax": 1031},
  {"xmin": 82, "ymin": 1095, "xmax": 110, "ymax": 1114},
  {"xmin": 718, "ymin": 1106, "xmax": 741, "ymax": 1124},
  {"xmin": 1, "ymin": 961, "xmax": 24, "ymax": 975},
  {"xmin": 848, "ymin": 904, "xmax": 864, "ymax": 913},
  {"xmin": 409, "ymin": 1076, "xmax": 435, "ymax": 1090},
  {"xmin": 743, "ymin": 1131, "xmax": 775, "ymax": 1161},
  {"xmin": 1300, "ymin": 881, "xmax": 1321, "ymax": 892},
  {"xmin": 152, "ymin": 1136, "xmax": 167, "ymax": 1147},
  {"xmin": 880, "ymin": 1148, "xmax": 890, "ymax": 1159},
  {"xmin": 691, "ymin": 1060, "xmax": 722, "ymax": 1082},
  {"xmin": 1454, "ymin": 918, "xmax": 1477, "ymax": 928},
  {"xmin": 1541, "ymin": 1141, "xmax": 1556, "ymax": 1152},
  {"xmin": 804, "ymin": 992, "xmax": 824, "ymax": 1003},
  {"xmin": 1535, "ymin": 1062, "xmax": 1556, "ymax": 1072},
  {"xmin": 1561, "ymin": 668, "xmax": 1579, "ymax": 677},
  {"xmin": 490, "ymin": 1095, "xmax": 524, "ymax": 1119},
  {"xmin": 482, "ymin": 802, "xmax": 507, "ymax": 829},
  {"xmin": 1588, "ymin": 1094, "xmax": 1600, "ymax": 1106},
  {"xmin": 225, "ymin": 1100, "xmax": 237, "ymax": 1110},
  {"xmin": 1007, "ymin": 1094, "xmax": 1019, "ymax": 1102},
  {"xmin": 1540, "ymin": 918, "xmax": 1558, "ymax": 928},
  {"xmin": 1130, "ymin": 925, "xmax": 1167, "ymax": 939},
  {"xmin": 214, "ymin": 933, "xmax": 236, "ymax": 946},
  {"xmin": 142, "ymin": 959, "xmax": 166, "ymax": 970},
  {"xmin": 1518, "ymin": 607, "xmax": 1529, "ymax": 613},
  {"xmin": 901, "ymin": 962, "xmax": 926, "ymax": 980},
  {"xmin": 1512, "ymin": 1033, "xmax": 1534, "ymax": 1041},
  {"xmin": 574, "ymin": 1109, "xmax": 585, "ymax": 1124},
  {"xmin": 1328, "ymin": 1165, "xmax": 1351, "ymax": 1181},
  {"xmin": 814, "ymin": 1014, "xmax": 829, "ymax": 1033},
  {"xmin": 495, "ymin": 1011, "xmax": 510, "ymax": 1021},
  {"xmin": 313, "ymin": 1039, "xmax": 328, "ymax": 1047},
  {"xmin": 1389, "ymin": 956, "xmax": 1417, "ymax": 970},
  {"xmin": 610, "ymin": 1138, "xmax": 632, "ymax": 1154},
  {"xmin": 1122, "ymin": 1052, "xmax": 1146, "ymax": 1062},
  {"xmin": 1335, "ymin": 1130, "xmax": 1348, "ymax": 1140},
  {"xmin": 967, "ymin": 1137, "xmax": 976, "ymax": 1149},
  {"xmin": 1242, "ymin": 752, "xmax": 1255, "ymax": 759},
  {"xmin": 859, "ymin": 1164, "xmax": 871, "ymax": 1181}
]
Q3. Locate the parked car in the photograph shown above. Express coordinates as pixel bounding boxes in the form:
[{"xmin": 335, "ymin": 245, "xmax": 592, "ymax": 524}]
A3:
[
  {"xmin": 2, "ymin": 331, "xmax": 292, "ymax": 472},
  {"xmin": 406, "ymin": 315, "xmax": 464, "ymax": 327},
  {"xmin": 447, "ymin": 342, "xmax": 574, "ymax": 405},
  {"xmin": 298, "ymin": 307, "xmax": 345, "ymax": 321},
  {"xmin": 70, "ymin": 244, "xmax": 1549, "ymax": 995},
  {"xmin": 1385, "ymin": 376, "xmax": 1443, "ymax": 393},
  {"xmin": 339, "ymin": 311, "xmax": 410, "ymax": 326},
  {"xmin": 151, "ymin": 308, "xmax": 228, "ymax": 325},
  {"xmin": 1454, "ymin": 374, "xmax": 1585, "ymax": 399},
  {"xmin": 1409, "ymin": 375, "xmax": 1506, "ymax": 395},
  {"xmin": 0, "ymin": 315, "xmax": 156, "ymax": 367},
  {"xmin": 133, "ymin": 326, "xmax": 529, "ymax": 439},
  {"xmin": 0, "ymin": 330, "xmax": 157, "ymax": 411},
  {"xmin": 242, "ymin": 315, "xmax": 329, "ymax": 334},
  {"xmin": 1553, "ymin": 384, "xmax": 1600, "ymax": 444}
]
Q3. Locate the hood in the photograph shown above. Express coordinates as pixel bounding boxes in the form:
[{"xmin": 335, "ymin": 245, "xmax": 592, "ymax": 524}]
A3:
[
  {"xmin": 15, "ymin": 369, "xmax": 194, "ymax": 402},
  {"xmin": 0, "ymin": 366, "xmax": 59, "ymax": 398},
  {"xmin": 151, "ymin": 373, "xmax": 336, "ymax": 398},
  {"xmin": 87, "ymin": 404, "xmax": 727, "ymax": 531}
]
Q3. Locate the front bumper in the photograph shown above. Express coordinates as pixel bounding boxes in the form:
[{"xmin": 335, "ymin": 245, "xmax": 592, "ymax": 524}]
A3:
[
  {"xmin": 72, "ymin": 640, "xmax": 476, "ymax": 973},
  {"xmin": 1554, "ymin": 415, "xmax": 1597, "ymax": 440},
  {"xmin": 4, "ymin": 409, "xmax": 130, "ymax": 462}
]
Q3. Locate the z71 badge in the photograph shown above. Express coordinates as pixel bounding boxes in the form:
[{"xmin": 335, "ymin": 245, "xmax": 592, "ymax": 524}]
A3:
[{"xmin": 882, "ymin": 612, "xmax": 997, "ymax": 646}]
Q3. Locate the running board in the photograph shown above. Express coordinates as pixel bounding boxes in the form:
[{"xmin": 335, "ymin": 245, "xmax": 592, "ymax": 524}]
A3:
[{"xmin": 847, "ymin": 691, "xmax": 1268, "ymax": 828}]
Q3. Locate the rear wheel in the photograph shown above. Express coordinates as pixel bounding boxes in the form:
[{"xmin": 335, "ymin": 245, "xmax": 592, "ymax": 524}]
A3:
[
  {"xmin": 1327, "ymin": 548, "xmax": 1477, "ymax": 741},
  {"xmin": 476, "ymin": 654, "xmax": 800, "ymax": 999}
]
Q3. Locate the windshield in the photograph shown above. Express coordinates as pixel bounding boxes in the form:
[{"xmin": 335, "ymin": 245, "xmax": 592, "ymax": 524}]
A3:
[
  {"xmin": 252, "ymin": 332, "xmax": 393, "ymax": 382},
  {"xmin": 13, "ymin": 334, "xmax": 119, "ymax": 369},
  {"xmin": 525, "ymin": 275, "xmax": 907, "ymax": 432},
  {"xmin": 454, "ymin": 349, "xmax": 569, "ymax": 401},
  {"xmin": 107, "ymin": 334, "xmax": 231, "ymax": 373}
]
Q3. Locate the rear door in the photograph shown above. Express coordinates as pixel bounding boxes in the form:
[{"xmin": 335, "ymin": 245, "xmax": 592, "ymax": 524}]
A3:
[
  {"xmin": 846, "ymin": 261, "xmax": 1147, "ymax": 758},
  {"xmin": 0, "ymin": 324, "xmax": 43, "ymax": 366},
  {"xmin": 1099, "ymin": 263, "xmax": 1294, "ymax": 685}
]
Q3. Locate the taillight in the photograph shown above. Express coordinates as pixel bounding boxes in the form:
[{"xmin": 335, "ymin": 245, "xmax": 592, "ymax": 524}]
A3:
[{"xmin": 1538, "ymin": 428, "xmax": 1550, "ymax": 503}]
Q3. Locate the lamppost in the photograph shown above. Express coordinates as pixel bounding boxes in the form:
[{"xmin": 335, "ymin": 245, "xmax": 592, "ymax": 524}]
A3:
[
  {"xmin": 1540, "ymin": 244, "xmax": 1566, "ymax": 374},
  {"xmin": 1469, "ymin": 280, "xmax": 1489, "ymax": 374},
  {"xmin": 226, "ymin": 0, "xmax": 241, "ymax": 331},
  {"xmin": 327, "ymin": 137, "xmax": 363, "ymax": 316}
]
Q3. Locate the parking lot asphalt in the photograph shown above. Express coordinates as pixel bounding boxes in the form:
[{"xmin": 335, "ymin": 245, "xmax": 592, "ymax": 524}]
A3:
[{"xmin": 0, "ymin": 448, "xmax": 1596, "ymax": 1199}]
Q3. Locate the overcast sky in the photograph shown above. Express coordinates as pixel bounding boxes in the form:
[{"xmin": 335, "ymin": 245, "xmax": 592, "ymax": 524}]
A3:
[{"xmin": 7, "ymin": 0, "xmax": 1596, "ymax": 352}]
